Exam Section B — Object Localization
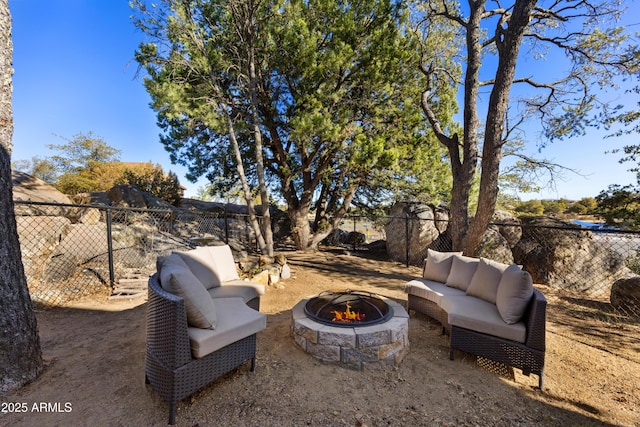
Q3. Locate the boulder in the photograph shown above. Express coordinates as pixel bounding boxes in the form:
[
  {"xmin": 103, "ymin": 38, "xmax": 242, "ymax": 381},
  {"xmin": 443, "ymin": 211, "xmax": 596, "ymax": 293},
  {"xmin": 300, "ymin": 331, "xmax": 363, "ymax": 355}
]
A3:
[
  {"xmin": 475, "ymin": 226, "xmax": 514, "ymax": 264},
  {"xmin": 610, "ymin": 277, "xmax": 640, "ymax": 317},
  {"xmin": 385, "ymin": 202, "xmax": 441, "ymax": 265},
  {"xmin": 12, "ymin": 170, "xmax": 72, "ymax": 216},
  {"xmin": 513, "ymin": 216, "xmax": 631, "ymax": 296},
  {"xmin": 108, "ymin": 185, "xmax": 147, "ymax": 208},
  {"xmin": 491, "ymin": 210, "xmax": 522, "ymax": 248},
  {"xmin": 345, "ymin": 231, "xmax": 366, "ymax": 246}
]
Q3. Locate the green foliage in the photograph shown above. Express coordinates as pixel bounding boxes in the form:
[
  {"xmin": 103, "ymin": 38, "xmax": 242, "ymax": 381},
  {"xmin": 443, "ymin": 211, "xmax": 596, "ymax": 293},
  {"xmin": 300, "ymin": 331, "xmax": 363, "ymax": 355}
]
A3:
[
  {"xmin": 12, "ymin": 156, "xmax": 57, "ymax": 183},
  {"xmin": 514, "ymin": 199, "xmax": 544, "ymax": 216},
  {"xmin": 47, "ymin": 132, "xmax": 121, "ymax": 174},
  {"xmin": 595, "ymin": 184, "xmax": 640, "ymax": 229},
  {"xmin": 119, "ymin": 166, "xmax": 183, "ymax": 206},
  {"xmin": 131, "ymin": 0, "xmax": 453, "ymax": 232},
  {"xmin": 566, "ymin": 197, "xmax": 597, "ymax": 215}
]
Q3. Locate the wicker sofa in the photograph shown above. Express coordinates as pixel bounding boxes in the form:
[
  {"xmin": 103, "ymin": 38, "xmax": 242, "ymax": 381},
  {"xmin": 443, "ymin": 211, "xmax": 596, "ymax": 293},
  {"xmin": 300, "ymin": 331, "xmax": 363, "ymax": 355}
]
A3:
[
  {"xmin": 404, "ymin": 249, "xmax": 546, "ymax": 389},
  {"xmin": 146, "ymin": 245, "xmax": 267, "ymax": 424}
]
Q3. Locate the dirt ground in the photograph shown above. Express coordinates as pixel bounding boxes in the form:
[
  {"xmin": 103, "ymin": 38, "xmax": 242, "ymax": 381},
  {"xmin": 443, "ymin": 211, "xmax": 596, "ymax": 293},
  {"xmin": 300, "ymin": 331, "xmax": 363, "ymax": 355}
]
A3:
[{"xmin": 1, "ymin": 249, "xmax": 639, "ymax": 427}]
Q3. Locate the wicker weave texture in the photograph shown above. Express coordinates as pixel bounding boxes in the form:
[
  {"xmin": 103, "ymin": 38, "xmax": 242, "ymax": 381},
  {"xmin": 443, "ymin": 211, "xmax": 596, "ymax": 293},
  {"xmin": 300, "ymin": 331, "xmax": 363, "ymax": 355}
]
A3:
[
  {"xmin": 407, "ymin": 284, "xmax": 547, "ymax": 389},
  {"xmin": 146, "ymin": 274, "xmax": 259, "ymax": 424}
]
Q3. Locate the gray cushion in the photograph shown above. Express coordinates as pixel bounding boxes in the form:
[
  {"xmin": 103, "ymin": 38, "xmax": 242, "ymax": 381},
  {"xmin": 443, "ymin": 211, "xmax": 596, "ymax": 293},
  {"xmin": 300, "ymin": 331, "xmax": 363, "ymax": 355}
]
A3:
[
  {"xmin": 443, "ymin": 295, "xmax": 526, "ymax": 343},
  {"xmin": 465, "ymin": 258, "xmax": 510, "ymax": 304},
  {"xmin": 405, "ymin": 278, "xmax": 466, "ymax": 305},
  {"xmin": 423, "ymin": 249, "xmax": 462, "ymax": 283},
  {"xmin": 159, "ymin": 259, "xmax": 217, "ymax": 329},
  {"xmin": 445, "ymin": 254, "xmax": 479, "ymax": 291},
  {"xmin": 207, "ymin": 280, "xmax": 264, "ymax": 303},
  {"xmin": 188, "ymin": 297, "xmax": 266, "ymax": 358},
  {"xmin": 207, "ymin": 245, "xmax": 240, "ymax": 282},
  {"xmin": 175, "ymin": 247, "xmax": 222, "ymax": 289},
  {"xmin": 496, "ymin": 264, "xmax": 534, "ymax": 324}
]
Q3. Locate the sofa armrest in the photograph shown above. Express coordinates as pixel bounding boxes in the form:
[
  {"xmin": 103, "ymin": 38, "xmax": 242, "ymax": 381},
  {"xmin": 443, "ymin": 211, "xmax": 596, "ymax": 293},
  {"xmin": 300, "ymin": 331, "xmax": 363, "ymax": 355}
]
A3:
[
  {"xmin": 147, "ymin": 273, "xmax": 194, "ymax": 369},
  {"xmin": 523, "ymin": 288, "xmax": 546, "ymax": 351}
]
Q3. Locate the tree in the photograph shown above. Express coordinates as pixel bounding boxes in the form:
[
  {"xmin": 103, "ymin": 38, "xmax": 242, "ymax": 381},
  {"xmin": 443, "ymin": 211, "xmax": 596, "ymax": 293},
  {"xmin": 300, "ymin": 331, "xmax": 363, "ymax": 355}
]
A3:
[
  {"xmin": 133, "ymin": 0, "xmax": 452, "ymax": 250},
  {"xmin": 417, "ymin": 0, "xmax": 639, "ymax": 255},
  {"xmin": 596, "ymin": 184, "xmax": 640, "ymax": 229},
  {"xmin": 0, "ymin": 0, "xmax": 43, "ymax": 394},
  {"xmin": 48, "ymin": 132, "xmax": 121, "ymax": 175}
]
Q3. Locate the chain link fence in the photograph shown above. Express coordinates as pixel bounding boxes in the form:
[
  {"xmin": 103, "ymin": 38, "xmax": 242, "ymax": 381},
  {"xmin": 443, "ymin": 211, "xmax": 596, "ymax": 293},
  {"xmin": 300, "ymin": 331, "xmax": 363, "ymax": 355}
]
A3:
[
  {"xmin": 14, "ymin": 200, "xmax": 639, "ymax": 324},
  {"xmin": 337, "ymin": 213, "xmax": 640, "ymax": 323},
  {"xmin": 15, "ymin": 200, "xmax": 260, "ymax": 306}
]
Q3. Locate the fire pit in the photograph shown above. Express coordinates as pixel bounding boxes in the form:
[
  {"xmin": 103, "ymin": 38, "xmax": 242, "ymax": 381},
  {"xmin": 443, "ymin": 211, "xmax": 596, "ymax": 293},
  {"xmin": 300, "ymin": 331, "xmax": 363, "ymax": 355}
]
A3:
[
  {"xmin": 304, "ymin": 290, "xmax": 394, "ymax": 327},
  {"xmin": 291, "ymin": 290, "xmax": 409, "ymax": 370}
]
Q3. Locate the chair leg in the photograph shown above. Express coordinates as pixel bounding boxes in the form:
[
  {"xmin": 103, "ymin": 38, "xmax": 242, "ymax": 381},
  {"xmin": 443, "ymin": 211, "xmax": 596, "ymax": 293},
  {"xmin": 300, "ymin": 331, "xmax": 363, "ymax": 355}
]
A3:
[
  {"xmin": 145, "ymin": 374, "xmax": 150, "ymax": 384},
  {"xmin": 538, "ymin": 370, "xmax": 544, "ymax": 391},
  {"xmin": 169, "ymin": 403, "xmax": 176, "ymax": 425},
  {"xmin": 250, "ymin": 356, "xmax": 256, "ymax": 372}
]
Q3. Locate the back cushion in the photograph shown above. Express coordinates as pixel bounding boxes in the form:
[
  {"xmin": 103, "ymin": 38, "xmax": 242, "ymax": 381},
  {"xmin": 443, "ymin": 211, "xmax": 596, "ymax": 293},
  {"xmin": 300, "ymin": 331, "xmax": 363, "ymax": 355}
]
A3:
[
  {"xmin": 445, "ymin": 254, "xmax": 480, "ymax": 291},
  {"xmin": 465, "ymin": 258, "xmax": 510, "ymax": 304},
  {"xmin": 159, "ymin": 260, "xmax": 217, "ymax": 329},
  {"xmin": 423, "ymin": 249, "xmax": 462, "ymax": 283},
  {"xmin": 207, "ymin": 245, "xmax": 240, "ymax": 282},
  {"xmin": 496, "ymin": 264, "xmax": 534, "ymax": 324},
  {"xmin": 175, "ymin": 247, "xmax": 222, "ymax": 289}
]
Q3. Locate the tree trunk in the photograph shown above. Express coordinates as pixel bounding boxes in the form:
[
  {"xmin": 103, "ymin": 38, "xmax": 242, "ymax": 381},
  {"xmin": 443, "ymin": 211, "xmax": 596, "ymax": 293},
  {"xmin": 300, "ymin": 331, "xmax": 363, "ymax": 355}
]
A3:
[
  {"xmin": 224, "ymin": 109, "xmax": 268, "ymax": 253},
  {"xmin": 463, "ymin": 0, "xmax": 538, "ymax": 255},
  {"xmin": 247, "ymin": 14, "xmax": 274, "ymax": 257},
  {"xmin": 0, "ymin": 0, "xmax": 44, "ymax": 394}
]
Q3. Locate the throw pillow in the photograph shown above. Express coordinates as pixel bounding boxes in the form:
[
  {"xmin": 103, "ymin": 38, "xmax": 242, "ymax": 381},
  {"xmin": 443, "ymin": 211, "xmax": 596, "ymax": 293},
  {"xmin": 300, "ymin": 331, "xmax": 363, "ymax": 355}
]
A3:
[
  {"xmin": 175, "ymin": 247, "xmax": 222, "ymax": 289},
  {"xmin": 465, "ymin": 258, "xmax": 510, "ymax": 304},
  {"xmin": 445, "ymin": 254, "xmax": 479, "ymax": 291},
  {"xmin": 160, "ymin": 262, "xmax": 217, "ymax": 329},
  {"xmin": 423, "ymin": 249, "xmax": 462, "ymax": 283},
  {"xmin": 496, "ymin": 264, "xmax": 534, "ymax": 324}
]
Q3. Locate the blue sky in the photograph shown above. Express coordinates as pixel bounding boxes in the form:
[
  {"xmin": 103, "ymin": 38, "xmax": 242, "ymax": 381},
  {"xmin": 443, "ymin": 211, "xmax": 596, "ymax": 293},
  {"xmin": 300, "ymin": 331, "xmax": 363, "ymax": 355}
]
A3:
[{"xmin": 8, "ymin": 1, "xmax": 640, "ymax": 201}]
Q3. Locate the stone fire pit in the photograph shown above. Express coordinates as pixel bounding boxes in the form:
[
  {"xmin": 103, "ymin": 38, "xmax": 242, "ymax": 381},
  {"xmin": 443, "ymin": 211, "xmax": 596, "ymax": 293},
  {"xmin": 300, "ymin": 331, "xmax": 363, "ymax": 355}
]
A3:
[{"xmin": 290, "ymin": 293, "xmax": 409, "ymax": 370}]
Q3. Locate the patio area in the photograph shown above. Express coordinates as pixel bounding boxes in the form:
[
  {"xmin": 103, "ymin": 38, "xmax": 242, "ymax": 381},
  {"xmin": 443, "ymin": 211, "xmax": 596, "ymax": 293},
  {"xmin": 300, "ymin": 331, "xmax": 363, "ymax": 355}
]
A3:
[{"xmin": 2, "ymin": 249, "xmax": 639, "ymax": 426}]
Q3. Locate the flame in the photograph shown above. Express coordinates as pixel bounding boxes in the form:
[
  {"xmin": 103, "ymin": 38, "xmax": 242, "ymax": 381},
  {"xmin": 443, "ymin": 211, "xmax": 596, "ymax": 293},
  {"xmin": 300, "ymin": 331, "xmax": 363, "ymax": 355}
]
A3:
[{"xmin": 331, "ymin": 302, "xmax": 366, "ymax": 323}]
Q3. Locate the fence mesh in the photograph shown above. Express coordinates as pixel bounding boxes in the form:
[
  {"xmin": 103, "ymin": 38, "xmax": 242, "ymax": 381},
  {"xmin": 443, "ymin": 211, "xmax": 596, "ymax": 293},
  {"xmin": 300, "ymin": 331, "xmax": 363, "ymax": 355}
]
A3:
[
  {"xmin": 13, "ymin": 200, "xmax": 639, "ymax": 324},
  {"xmin": 14, "ymin": 201, "xmax": 258, "ymax": 306}
]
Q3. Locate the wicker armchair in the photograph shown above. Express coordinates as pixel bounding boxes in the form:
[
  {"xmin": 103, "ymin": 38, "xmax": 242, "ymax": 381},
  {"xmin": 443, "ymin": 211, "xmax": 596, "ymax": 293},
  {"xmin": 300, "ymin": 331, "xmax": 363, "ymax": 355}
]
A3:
[{"xmin": 145, "ymin": 273, "xmax": 263, "ymax": 424}]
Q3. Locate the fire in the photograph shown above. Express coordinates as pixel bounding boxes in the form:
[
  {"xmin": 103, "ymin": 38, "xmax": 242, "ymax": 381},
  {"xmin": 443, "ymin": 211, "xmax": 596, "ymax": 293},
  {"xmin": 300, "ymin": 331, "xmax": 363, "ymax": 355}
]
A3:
[{"xmin": 331, "ymin": 302, "xmax": 366, "ymax": 323}]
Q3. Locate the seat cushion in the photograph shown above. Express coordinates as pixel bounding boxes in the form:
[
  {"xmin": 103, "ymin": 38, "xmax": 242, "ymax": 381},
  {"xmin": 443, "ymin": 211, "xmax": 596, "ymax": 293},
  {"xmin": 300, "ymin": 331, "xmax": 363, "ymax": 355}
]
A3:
[
  {"xmin": 405, "ymin": 278, "xmax": 466, "ymax": 305},
  {"xmin": 496, "ymin": 264, "xmax": 534, "ymax": 324},
  {"xmin": 188, "ymin": 297, "xmax": 267, "ymax": 358},
  {"xmin": 159, "ymin": 258, "xmax": 217, "ymax": 329},
  {"xmin": 422, "ymin": 249, "xmax": 462, "ymax": 283},
  {"xmin": 445, "ymin": 254, "xmax": 479, "ymax": 291},
  {"xmin": 465, "ymin": 258, "xmax": 510, "ymax": 304},
  {"xmin": 207, "ymin": 280, "xmax": 264, "ymax": 304},
  {"xmin": 443, "ymin": 295, "xmax": 526, "ymax": 343}
]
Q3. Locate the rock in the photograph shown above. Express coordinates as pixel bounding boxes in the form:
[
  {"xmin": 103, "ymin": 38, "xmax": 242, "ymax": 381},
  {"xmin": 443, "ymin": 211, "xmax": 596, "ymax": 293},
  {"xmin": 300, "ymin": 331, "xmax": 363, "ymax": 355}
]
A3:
[
  {"xmin": 324, "ymin": 228, "xmax": 347, "ymax": 245},
  {"xmin": 77, "ymin": 207, "xmax": 101, "ymax": 225},
  {"xmin": 268, "ymin": 266, "xmax": 281, "ymax": 285},
  {"xmin": 475, "ymin": 226, "xmax": 514, "ymax": 264},
  {"xmin": 491, "ymin": 210, "xmax": 522, "ymax": 248},
  {"xmin": 274, "ymin": 254, "xmax": 287, "ymax": 266},
  {"xmin": 259, "ymin": 255, "xmax": 275, "ymax": 266},
  {"xmin": 251, "ymin": 270, "xmax": 270, "ymax": 287},
  {"xmin": 345, "ymin": 231, "xmax": 366, "ymax": 246},
  {"xmin": 12, "ymin": 170, "xmax": 73, "ymax": 216},
  {"xmin": 281, "ymin": 263, "xmax": 291, "ymax": 279},
  {"xmin": 385, "ymin": 202, "xmax": 441, "ymax": 266},
  {"xmin": 610, "ymin": 277, "xmax": 640, "ymax": 316},
  {"xmin": 513, "ymin": 216, "xmax": 630, "ymax": 296},
  {"xmin": 108, "ymin": 184, "xmax": 147, "ymax": 208}
]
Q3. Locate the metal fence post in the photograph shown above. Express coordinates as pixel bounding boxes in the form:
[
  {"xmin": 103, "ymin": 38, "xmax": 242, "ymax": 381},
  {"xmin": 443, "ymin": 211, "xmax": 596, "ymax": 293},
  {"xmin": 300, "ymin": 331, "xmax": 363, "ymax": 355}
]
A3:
[
  {"xmin": 353, "ymin": 216, "xmax": 357, "ymax": 251},
  {"xmin": 106, "ymin": 208, "xmax": 115, "ymax": 288},
  {"xmin": 405, "ymin": 211, "xmax": 410, "ymax": 268}
]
